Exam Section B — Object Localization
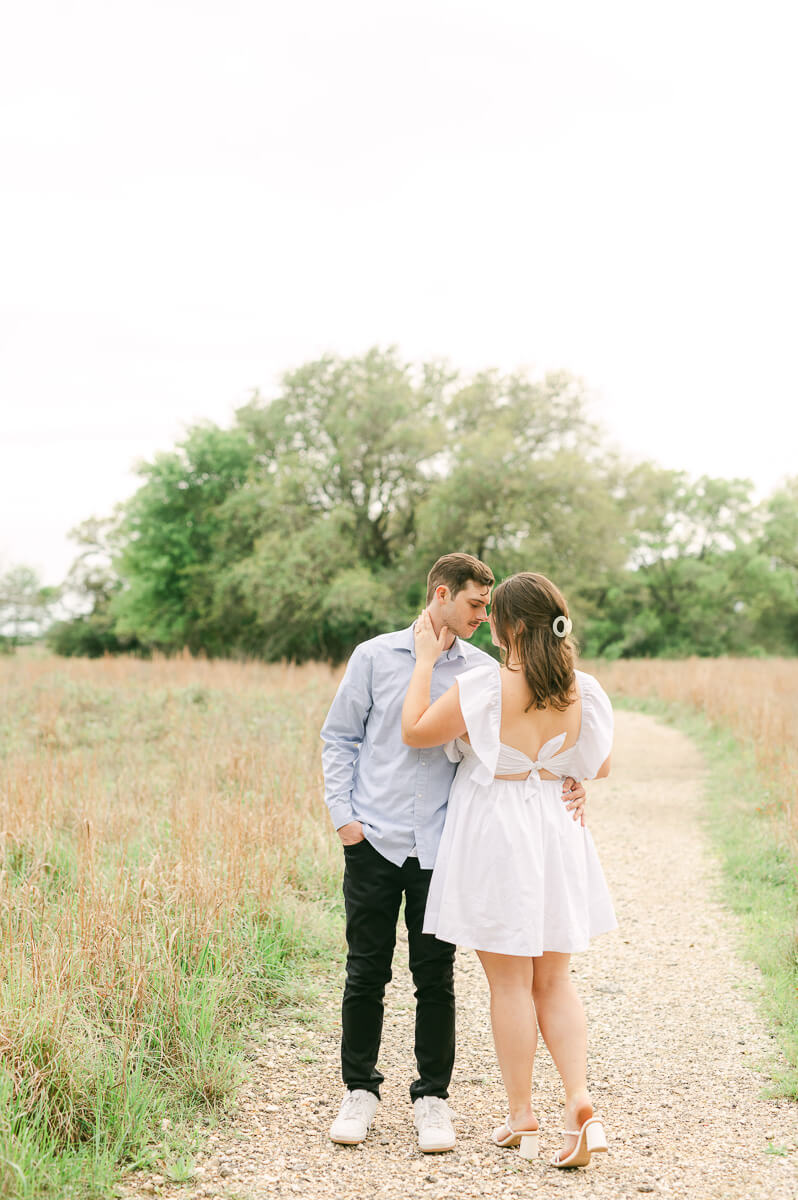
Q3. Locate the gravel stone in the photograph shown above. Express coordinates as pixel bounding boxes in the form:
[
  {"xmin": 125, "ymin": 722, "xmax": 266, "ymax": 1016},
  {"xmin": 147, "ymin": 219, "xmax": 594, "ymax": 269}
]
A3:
[{"xmin": 121, "ymin": 712, "xmax": 798, "ymax": 1200}]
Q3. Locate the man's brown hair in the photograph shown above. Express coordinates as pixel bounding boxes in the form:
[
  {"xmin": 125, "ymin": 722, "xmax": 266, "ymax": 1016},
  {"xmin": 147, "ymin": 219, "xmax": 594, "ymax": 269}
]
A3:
[
  {"xmin": 426, "ymin": 553, "xmax": 495, "ymax": 605},
  {"xmin": 490, "ymin": 571, "xmax": 576, "ymax": 712}
]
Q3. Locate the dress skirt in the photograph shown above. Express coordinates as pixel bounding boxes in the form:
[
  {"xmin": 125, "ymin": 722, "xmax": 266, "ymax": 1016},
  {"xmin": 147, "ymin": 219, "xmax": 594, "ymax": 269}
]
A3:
[{"xmin": 423, "ymin": 769, "xmax": 617, "ymax": 957}]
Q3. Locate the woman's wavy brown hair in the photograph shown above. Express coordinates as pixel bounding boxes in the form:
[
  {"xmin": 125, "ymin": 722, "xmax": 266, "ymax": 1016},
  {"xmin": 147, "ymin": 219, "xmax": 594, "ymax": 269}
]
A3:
[{"xmin": 490, "ymin": 572, "xmax": 576, "ymax": 712}]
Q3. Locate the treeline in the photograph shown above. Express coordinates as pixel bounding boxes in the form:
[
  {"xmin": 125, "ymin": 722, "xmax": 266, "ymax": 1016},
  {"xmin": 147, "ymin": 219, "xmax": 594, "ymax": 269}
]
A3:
[{"xmin": 8, "ymin": 348, "xmax": 797, "ymax": 662}]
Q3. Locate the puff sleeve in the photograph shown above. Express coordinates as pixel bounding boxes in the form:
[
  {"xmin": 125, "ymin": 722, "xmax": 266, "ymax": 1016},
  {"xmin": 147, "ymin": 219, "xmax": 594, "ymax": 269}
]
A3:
[
  {"xmin": 446, "ymin": 662, "xmax": 502, "ymax": 785},
  {"xmin": 573, "ymin": 671, "xmax": 614, "ymax": 779}
]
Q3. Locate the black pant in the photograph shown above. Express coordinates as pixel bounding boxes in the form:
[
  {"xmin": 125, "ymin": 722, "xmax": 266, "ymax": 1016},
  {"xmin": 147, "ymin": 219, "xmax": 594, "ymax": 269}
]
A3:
[{"xmin": 341, "ymin": 838, "xmax": 456, "ymax": 1101}]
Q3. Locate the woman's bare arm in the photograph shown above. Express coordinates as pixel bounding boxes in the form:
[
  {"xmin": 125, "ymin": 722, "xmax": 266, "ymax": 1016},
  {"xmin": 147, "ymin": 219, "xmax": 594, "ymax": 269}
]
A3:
[
  {"xmin": 402, "ymin": 670, "xmax": 466, "ymax": 747},
  {"xmin": 594, "ymin": 754, "xmax": 611, "ymax": 779},
  {"xmin": 401, "ymin": 610, "xmax": 467, "ymax": 747}
]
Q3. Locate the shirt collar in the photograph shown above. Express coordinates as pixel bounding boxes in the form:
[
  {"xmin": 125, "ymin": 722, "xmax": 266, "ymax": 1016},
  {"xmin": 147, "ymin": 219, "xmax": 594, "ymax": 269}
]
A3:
[{"xmin": 396, "ymin": 622, "xmax": 467, "ymax": 663}]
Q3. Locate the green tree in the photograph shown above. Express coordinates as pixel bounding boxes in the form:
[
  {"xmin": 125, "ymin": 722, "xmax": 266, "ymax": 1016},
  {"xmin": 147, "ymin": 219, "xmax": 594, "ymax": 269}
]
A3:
[
  {"xmin": 110, "ymin": 422, "xmax": 254, "ymax": 652},
  {"xmin": 48, "ymin": 349, "xmax": 798, "ymax": 663},
  {"xmin": 103, "ymin": 349, "xmax": 454, "ymax": 657},
  {"xmin": 582, "ymin": 474, "xmax": 798, "ymax": 657},
  {"xmin": 45, "ymin": 518, "xmax": 141, "ymax": 657},
  {"xmin": 236, "ymin": 347, "xmax": 448, "ymax": 567},
  {"xmin": 758, "ymin": 476, "xmax": 798, "ymax": 650},
  {"xmin": 0, "ymin": 564, "xmax": 58, "ymax": 647},
  {"xmin": 762, "ymin": 477, "xmax": 798, "ymax": 572},
  {"xmin": 415, "ymin": 370, "xmax": 624, "ymax": 603},
  {"xmin": 211, "ymin": 515, "xmax": 396, "ymax": 662}
]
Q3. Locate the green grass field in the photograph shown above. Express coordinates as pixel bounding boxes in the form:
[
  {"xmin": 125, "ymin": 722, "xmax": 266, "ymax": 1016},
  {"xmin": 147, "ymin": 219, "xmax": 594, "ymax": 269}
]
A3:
[
  {"xmin": 1, "ymin": 652, "xmax": 795, "ymax": 1197},
  {"xmin": 0, "ymin": 654, "xmax": 344, "ymax": 1198}
]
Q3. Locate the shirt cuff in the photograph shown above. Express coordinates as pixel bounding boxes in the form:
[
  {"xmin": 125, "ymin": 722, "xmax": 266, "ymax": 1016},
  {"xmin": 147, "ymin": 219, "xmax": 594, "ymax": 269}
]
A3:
[{"xmin": 328, "ymin": 801, "xmax": 356, "ymax": 831}]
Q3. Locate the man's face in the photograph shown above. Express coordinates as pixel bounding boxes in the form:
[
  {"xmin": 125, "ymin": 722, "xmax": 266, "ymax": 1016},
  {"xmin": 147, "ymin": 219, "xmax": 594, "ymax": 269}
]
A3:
[{"xmin": 437, "ymin": 580, "xmax": 492, "ymax": 640}]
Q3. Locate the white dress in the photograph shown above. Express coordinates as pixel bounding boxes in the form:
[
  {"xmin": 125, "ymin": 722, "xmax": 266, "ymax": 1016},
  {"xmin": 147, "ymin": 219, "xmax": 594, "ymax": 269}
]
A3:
[{"xmin": 423, "ymin": 663, "xmax": 617, "ymax": 956}]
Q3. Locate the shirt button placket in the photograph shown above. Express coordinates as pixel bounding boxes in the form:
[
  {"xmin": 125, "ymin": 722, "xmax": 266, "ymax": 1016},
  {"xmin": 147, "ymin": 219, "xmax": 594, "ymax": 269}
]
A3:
[{"xmin": 415, "ymin": 753, "xmax": 427, "ymax": 854}]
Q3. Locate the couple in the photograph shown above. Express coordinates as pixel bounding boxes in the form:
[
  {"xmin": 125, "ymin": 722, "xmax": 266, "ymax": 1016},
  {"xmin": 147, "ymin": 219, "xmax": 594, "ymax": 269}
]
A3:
[{"xmin": 320, "ymin": 553, "xmax": 615, "ymax": 1168}]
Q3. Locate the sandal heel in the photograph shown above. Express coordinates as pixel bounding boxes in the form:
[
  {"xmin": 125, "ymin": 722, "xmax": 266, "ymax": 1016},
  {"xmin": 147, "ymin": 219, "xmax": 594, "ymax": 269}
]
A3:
[
  {"xmin": 585, "ymin": 1121, "xmax": 607, "ymax": 1153},
  {"xmin": 519, "ymin": 1132, "xmax": 539, "ymax": 1159}
]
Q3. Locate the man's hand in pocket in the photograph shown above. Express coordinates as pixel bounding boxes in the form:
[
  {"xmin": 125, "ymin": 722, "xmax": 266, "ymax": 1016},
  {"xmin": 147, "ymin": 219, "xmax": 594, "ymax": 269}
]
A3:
[{"xmin": 338, "ymin": 820, "xmax": 365, "ymax": 845}]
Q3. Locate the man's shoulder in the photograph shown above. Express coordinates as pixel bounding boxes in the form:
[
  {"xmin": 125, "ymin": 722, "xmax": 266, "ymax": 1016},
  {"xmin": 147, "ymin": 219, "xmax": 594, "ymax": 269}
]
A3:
[{"xmin": 348, "ymin": 626, "xmax": 413, "ymax": 662}]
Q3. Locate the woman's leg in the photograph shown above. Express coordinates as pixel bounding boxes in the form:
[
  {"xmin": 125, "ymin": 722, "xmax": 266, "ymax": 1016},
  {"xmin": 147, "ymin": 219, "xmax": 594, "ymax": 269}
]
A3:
[
  {"xmin": 532, "ymin": 951, "xmax": 593, "ymax": 1153},
  {"xmin": 475, "ymin": 950, "xmax": 538, "ymax": 1132}
]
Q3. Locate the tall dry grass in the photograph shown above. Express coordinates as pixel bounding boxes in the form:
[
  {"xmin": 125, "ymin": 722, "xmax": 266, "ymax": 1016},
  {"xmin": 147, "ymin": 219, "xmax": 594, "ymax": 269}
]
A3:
[
  {"xmin": 3, "ymin": 648, "xmax": 796, "ymax": 1186},
  {"xmin": 0, "ymin": 652, "xmax": 343, "ymax": 1192},
  {"xmin": 583, "ymin": 656, "xmax": 798, "ymax": 1096},
  {"xmin": 583, "ymin": 656, "xmax": 798, "ymax": 855}
]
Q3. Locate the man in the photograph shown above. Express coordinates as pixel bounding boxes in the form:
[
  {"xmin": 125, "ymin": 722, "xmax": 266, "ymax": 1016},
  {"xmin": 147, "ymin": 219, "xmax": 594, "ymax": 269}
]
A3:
[{"xmin": 320, "ymin": 553, "xmax": 587, "ymax": 1153}]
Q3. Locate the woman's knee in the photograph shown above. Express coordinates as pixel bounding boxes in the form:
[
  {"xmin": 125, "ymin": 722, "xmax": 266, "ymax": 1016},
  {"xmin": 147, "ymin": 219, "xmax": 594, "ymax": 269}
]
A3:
[{"xmin": 531, "ymin": 954, "xmax": 571, "ymax": 998}]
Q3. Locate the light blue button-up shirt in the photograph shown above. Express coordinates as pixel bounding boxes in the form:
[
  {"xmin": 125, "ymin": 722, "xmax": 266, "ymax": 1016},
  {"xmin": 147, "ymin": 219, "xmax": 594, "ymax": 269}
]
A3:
[{"xmin": 320, "ymin": 623, "xmax": 494, "ymax": 868}]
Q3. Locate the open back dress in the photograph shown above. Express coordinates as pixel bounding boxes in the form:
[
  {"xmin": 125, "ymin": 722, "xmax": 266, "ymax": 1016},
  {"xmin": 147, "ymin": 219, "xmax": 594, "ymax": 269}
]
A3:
[{"xmin": 422, "ymin": 662, "xmax": 617, "ymax": 956}]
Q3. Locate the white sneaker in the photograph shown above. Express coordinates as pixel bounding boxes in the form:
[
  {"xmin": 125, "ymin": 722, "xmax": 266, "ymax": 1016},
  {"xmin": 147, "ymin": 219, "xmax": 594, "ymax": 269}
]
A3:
[
  {"xmin": 329, "ymin": 1089, "xmax": 379, "ymax": 1144},
  {"xmin": 413, "ymin": 1096, "xmax": 456, "ymax": 1152}
]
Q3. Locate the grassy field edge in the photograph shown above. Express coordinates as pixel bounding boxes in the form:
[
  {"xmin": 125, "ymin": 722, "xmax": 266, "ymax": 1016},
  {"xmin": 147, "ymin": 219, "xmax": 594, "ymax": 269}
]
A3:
[
  {"xmin": 612, "ymin": 694, "xmax": 798, "ymax": 1100},
  {"xmin": 0, "ymin": 654, "xmax": 349, "ymax": 1200},
  {"xmin": 0, "ymin": 887, "xmax": 343, "ymax": 1200}
]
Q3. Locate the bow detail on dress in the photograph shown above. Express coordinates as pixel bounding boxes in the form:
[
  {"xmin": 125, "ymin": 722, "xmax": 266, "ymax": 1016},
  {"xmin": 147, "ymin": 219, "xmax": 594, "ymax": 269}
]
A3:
[{"xmin": 524, "ymin": 731, "xmax": 568, "ymax": 776}]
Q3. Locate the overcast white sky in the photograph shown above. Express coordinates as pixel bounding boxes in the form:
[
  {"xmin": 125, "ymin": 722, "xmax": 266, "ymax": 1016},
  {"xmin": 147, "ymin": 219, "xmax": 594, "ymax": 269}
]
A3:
[{"xmin": 2, "ymin": 0, "xmax": 796, "ymax": 585}]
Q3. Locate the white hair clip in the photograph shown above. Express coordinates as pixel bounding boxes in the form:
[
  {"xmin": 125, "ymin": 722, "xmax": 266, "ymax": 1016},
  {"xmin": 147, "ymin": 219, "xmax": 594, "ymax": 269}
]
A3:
[{"xmin": 552, "ymin": 615, "xmax": 572, "ymax": 637}]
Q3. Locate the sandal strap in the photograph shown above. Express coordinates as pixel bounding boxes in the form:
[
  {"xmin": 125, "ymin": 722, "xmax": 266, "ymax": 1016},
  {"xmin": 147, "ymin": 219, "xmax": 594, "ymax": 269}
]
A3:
[{"xmin": 502, "ymin": 1115, "xmax": 539, "ymax": 1135}]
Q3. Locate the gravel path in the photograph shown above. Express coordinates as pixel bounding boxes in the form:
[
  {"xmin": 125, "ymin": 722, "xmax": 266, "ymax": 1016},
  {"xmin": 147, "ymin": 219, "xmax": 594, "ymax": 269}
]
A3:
[{"xmin": 123, "ymin": 711, "xmax": 798, "ymax": 1199}]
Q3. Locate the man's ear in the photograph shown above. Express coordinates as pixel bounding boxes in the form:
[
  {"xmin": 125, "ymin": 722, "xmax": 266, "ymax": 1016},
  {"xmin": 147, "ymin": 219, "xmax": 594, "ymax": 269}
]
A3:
[{"xmin": 435, "ymin": 585, "xmax": 450, "ymax": 603}]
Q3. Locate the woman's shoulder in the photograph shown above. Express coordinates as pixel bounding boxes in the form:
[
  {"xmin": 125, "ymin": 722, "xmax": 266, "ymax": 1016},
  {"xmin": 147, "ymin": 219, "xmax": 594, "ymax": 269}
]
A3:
[
  {"xmin": 452, "ymin": 658, "xmax": 502, "ymax": 783},
  {"xmin": 455, "ymin": 661, "xmax": 502, "ymax": 716},
  {"xmin": 574, "ymin": 668, "xmax": 608, "ymax": 697},
  {"xmin": 574, "ymin": 669, "xmax": 613, "ymax": 734},
  {"xmin": 456, "ymin": 658, "xmax": 501, "ymax": 687}
]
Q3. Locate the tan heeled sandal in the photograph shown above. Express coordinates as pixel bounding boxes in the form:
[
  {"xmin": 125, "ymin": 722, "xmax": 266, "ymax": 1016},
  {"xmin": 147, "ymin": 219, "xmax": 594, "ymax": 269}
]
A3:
[
  {"xmin": 492, "ymin": 1116, "xmax": 540, "ymax": 1160},
  {"xmin": 551, "ymin": 1115, "xmax": 608, "ymax": 1167}
]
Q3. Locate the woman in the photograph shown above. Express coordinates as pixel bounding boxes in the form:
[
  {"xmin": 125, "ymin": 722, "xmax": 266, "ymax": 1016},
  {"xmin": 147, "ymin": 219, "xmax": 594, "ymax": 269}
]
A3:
[{"xmin": 401, "ymin": 572, "xmax": 615, "ymax": 1168}]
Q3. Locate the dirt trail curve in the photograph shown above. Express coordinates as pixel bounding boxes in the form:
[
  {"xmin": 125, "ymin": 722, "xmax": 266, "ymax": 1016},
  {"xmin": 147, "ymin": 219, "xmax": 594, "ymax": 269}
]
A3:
[{"xmin": 124, "ymin": 711, "xmax": 798, "ymax": 1200}]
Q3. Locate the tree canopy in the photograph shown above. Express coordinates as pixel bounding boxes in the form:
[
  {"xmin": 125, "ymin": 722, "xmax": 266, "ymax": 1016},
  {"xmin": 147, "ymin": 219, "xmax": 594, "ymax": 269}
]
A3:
[
  {"xmin": 38, "ymin": 348, "xmax": 798, "ymax": 662},
  {"xmin": 0, "ymin": 565, "xmax": 58, "ymax": 650}
]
